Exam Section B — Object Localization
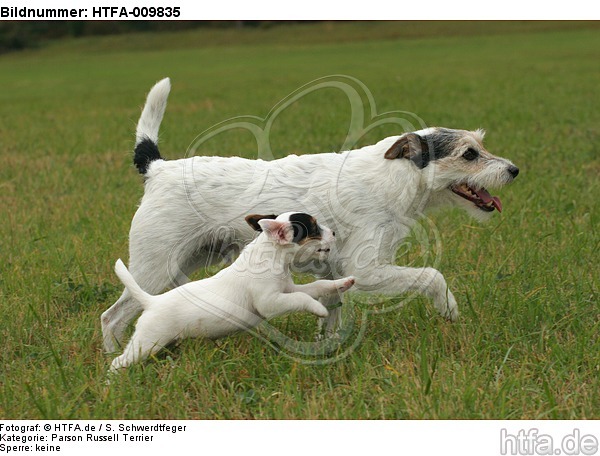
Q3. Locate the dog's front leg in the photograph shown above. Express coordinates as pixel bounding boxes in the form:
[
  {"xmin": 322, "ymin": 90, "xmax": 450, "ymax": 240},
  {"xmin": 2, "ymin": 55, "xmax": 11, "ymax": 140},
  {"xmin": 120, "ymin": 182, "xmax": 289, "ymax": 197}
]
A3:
[
  {"xmin": 350, "ymin": 264, "xmax": 459, "ymax": 321},
  {"xmin": 316, "ymin": 295, "xmax": 344, "ymax": 340}
]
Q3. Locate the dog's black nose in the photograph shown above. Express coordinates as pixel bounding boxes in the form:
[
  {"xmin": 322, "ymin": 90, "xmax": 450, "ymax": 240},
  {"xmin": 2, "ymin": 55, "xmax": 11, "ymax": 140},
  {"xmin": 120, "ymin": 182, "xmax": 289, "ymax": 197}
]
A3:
[{"xmin": 508, "ymin": 165, "xmax": 519, "ymax": 178}]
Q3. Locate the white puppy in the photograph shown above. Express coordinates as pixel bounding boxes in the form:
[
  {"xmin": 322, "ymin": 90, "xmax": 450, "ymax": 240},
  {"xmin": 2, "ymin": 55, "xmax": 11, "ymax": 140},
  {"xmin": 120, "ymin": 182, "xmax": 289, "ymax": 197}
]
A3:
[{"xmin": 109, "ymin": 212, "xmax": 355, "ymax": 371}]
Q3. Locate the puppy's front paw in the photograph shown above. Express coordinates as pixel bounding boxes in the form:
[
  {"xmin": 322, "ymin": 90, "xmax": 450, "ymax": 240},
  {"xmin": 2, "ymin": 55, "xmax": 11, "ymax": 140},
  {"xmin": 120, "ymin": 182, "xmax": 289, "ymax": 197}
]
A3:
[{"xmin": 336, "ymin": 276, "xmax": 355, "ymax": 293}]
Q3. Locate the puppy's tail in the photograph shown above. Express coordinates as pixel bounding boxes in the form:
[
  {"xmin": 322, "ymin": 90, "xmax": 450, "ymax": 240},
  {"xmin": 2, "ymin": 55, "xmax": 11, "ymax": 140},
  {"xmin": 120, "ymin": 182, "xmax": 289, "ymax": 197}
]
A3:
[
  {"xmin": 114, "ymin": 259, "xmax": 153, "ymax": 309},
  {"xmin": 133, "ymin": 77, "xmax": 171, "ymax": 174}
]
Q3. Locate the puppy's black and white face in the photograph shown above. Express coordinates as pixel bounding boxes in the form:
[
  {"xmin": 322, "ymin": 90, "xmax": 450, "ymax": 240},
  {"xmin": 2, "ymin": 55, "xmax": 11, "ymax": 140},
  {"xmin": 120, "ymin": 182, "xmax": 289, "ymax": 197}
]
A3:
[
  {"xmin": 384, "ymin": 127, "xmax": 519, "ymax": 220},
  {"xmin": 245, "ymin": 212, "xmax": 335, "ymax": 258}
]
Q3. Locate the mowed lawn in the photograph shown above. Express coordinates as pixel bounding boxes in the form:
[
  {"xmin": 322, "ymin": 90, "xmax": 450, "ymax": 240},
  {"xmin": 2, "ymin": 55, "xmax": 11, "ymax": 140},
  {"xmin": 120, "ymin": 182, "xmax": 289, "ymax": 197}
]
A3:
[{"xmin": 0, "ymin": 22, "xmax": 598, "ymax": 419}]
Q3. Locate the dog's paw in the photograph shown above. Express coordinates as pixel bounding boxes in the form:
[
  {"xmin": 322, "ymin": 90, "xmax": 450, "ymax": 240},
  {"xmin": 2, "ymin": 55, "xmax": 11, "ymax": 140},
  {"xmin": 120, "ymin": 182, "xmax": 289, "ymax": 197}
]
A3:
[
  {"xmin": 336, "ymin": 276, "xmax": 355, "ymax": 293},
  {"xmin": 324, "ymin": 329, "xmax": 342, "ymax": 341},
  {"xmin": 105, "ymin": 366, "xmax": 121, "ymax": 385},
  {"xmin": 437, "ymin": 290, "xmax": 459, "ymax": 322},
  {"xmin": 443, "ymin": 305, "xmax": 459, "ymax": 322},
  {"xmin": 314, "ymin": 326, "xmax": 342, "ymax": 342}
]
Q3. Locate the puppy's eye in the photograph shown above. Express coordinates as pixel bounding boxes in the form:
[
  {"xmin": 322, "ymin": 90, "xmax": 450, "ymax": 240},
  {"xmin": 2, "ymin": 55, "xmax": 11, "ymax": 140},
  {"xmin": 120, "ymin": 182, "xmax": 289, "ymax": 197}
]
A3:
[{"xmin": 462, "ymin": 148, "xmax": 479, "ymax": 161}]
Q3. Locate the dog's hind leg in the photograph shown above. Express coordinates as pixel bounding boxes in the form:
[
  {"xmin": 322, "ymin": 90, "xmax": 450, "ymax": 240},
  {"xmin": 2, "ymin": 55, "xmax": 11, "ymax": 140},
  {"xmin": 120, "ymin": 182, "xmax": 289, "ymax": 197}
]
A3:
[
  {"xmin": 101, "ymin": 243, "xmax": 193, "ymax": 353},
  {"xmin": 101, "ymin": 263, "xmax": 193, "ymax": 353},
  {"xmin": 101, "ymin": 262, "xmax": 183, "ymax": 353},
  {"xmin": 101, "ymin": 289, "xmax": 138, "ymax": 353}
]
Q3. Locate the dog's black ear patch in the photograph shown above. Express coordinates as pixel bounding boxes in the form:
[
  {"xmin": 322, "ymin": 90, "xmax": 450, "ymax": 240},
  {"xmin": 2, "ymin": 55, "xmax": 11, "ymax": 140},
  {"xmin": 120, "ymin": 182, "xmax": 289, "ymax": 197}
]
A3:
[
  {"xmin": 134, "ymin": 137, "xmax": 162, "ymax": 174},
  {"xmin": 384, "ymin": 133, "xmax": 430, "ymax": 169},
  {"xmin": 289, "ymin": 213, "xmax": 321, "ymax": 243},
  {"xmin": 245, "ymin": 214, "xmax": 278, "ymax": 232}
]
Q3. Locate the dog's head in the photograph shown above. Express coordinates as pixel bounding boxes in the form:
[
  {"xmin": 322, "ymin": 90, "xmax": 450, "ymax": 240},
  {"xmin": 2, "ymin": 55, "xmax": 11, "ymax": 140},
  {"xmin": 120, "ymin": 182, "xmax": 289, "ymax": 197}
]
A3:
[
  {"xmin": 245, "ymin": 212, "xmax": 335, "ymax": 259},
  {"xmin": 384, "ymin": 127, "xmax": 519, "ymax": 220}
]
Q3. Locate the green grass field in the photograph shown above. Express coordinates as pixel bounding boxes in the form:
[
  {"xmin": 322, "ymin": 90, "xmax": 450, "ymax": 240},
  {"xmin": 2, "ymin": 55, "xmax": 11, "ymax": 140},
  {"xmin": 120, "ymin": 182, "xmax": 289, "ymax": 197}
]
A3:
[{"xmin": 0, "ymin": 21, "xmax": 598, "ymax": 419}]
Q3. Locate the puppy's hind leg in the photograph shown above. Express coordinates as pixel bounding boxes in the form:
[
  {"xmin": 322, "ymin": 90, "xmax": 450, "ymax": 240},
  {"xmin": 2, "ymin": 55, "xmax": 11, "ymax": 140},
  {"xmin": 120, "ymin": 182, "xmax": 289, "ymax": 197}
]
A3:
[
  {"xmin": 109, "ymin": 316, "xmax": 175, "ymax": 373},
  {"xmin": 102, "ymin": 267, "xmax": 188, "ymax": 353},
  {"xmin": 109, "ymin": 335, "xmax": 162, "ymax": 373}
]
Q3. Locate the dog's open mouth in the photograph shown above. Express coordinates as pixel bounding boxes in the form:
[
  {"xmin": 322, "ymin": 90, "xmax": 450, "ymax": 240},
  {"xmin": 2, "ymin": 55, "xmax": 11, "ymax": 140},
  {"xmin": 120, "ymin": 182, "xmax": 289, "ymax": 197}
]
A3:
[{"xmin": 451, "ymin": 183, "xmax": 502, "ymax": 212}]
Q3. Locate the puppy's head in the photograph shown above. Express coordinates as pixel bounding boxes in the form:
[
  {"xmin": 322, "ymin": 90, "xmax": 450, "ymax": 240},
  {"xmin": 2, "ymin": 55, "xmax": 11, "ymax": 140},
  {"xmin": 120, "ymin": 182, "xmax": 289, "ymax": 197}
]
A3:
[
  {"xmin": 384, "ymin": 127, "xmax": 519, "ymax": 220},
  {"xmin": 245, "ymin": 212, "xmax": 335, "ymax": 259}
]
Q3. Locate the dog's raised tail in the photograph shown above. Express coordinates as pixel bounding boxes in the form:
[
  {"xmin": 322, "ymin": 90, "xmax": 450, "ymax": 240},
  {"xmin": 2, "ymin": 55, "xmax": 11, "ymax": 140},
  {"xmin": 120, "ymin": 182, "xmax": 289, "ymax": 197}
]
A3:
[
  {"xmin": 134, "ymin": 77, "xmax": 171, "ymax": 174},
  {"xmin": 114, "ymin": 259, "xmax": 153, "ymax": 309}
]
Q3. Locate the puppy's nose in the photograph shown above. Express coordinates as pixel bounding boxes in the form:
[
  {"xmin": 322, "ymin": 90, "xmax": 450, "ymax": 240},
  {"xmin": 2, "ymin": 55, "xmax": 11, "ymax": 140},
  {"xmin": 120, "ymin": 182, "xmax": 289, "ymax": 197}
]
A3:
[{"xmin": 508, "ymin": 165, "xmax": 519, "ymax": 178}]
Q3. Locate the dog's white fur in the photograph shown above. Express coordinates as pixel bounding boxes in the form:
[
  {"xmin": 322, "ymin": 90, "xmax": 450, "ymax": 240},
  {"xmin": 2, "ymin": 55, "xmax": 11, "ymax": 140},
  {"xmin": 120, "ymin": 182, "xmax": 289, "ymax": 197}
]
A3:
[
  {"xmin": 101, "ymin": 78, "xmax": 519, "ymax": 352},
  {"xmin": 110, "ymin": 212, "xmax": 355, "ymax": 371}
]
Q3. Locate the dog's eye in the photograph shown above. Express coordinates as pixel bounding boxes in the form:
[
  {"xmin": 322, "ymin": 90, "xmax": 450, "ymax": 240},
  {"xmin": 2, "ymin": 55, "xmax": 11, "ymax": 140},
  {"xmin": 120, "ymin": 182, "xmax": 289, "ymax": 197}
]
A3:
[{"xmin": 462, "ymin": 148, "xmax": 479, "ymax": 161}]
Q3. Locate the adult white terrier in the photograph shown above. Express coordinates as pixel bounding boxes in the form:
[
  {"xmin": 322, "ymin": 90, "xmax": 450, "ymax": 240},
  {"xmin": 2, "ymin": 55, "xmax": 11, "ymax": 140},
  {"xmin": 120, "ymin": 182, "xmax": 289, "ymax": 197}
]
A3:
[
  {"xmin": 110, "ymin": 212, "xmax": 355, "ymax": 371},
  {"xmin": 102, "ymin": 78, "xmax": 519, "ymax": 351}
]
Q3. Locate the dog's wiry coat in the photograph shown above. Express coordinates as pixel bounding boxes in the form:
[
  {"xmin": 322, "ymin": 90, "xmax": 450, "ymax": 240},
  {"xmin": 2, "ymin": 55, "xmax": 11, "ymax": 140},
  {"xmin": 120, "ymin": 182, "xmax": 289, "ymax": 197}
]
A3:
[{"xmin": 101, "ymin": 78, "xmax": 519, "ymax": 352}]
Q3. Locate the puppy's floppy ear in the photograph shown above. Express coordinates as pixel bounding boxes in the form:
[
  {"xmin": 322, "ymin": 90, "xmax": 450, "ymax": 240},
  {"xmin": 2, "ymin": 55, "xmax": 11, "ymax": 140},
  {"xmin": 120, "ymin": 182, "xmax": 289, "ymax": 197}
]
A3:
[
  {"xmin": 257, "ymin": 219, "xmax": 293, "ymax": 245},
  {"xmin": 245, "ymin": 214, "xmax": 278, "ymax": 232},
  {"xmin": 384, "ymin": 133, "xmax": 430, "ymax": 169}
]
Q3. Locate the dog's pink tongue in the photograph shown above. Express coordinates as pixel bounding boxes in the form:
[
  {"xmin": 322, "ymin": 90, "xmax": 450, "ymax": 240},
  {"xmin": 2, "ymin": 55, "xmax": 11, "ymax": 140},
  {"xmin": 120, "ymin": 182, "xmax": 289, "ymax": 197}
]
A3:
[
  {"xmin": 492, "ymin": 196, "xmax": 502, "ymax": 212},
  {"xmin": 474, "ymin": 188, "xmax": 503, "ymax": 212}
]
